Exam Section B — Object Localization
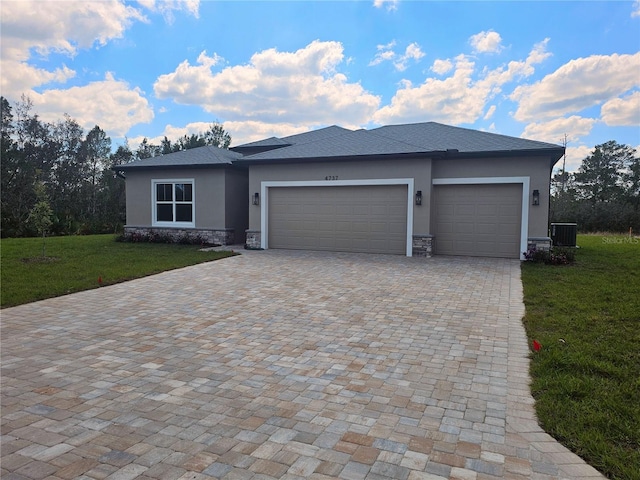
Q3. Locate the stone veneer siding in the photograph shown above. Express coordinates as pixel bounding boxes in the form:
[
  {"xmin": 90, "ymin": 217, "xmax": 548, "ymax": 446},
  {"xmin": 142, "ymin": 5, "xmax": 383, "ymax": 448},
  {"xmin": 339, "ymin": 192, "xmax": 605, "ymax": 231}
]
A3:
[
  {"xmin": 527, "ymin": 236, "xmax": 552, "ymax": 252},
  {"xmin": 412, "ymin": 235, "xmax": 434, "ymax": 258},
  {"xmin": 124, "ymin": 226, "xmax": 234, "ymax": 245},
  {"xmin": 245, "ymin": 230, "xmax": 262, "ymax": 250}
]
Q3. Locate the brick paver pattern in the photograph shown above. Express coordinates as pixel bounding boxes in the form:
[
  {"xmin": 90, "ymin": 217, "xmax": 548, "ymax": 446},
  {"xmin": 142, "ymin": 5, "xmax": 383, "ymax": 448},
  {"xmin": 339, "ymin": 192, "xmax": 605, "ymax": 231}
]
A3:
[{"xmin": 1, "ymin": 250, "xmax": 605, "ymax": 479}]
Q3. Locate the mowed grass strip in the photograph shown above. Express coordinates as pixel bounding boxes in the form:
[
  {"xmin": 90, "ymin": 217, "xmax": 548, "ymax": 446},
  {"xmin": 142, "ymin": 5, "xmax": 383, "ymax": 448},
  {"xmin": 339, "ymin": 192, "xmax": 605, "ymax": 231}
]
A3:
[
  {"xmin": 1, "ymin": 234, "xmax": 235, "ymax": 307},
  {"xmin": 521, "ymin": 234, "xmax": 640, "ymax": 480}
]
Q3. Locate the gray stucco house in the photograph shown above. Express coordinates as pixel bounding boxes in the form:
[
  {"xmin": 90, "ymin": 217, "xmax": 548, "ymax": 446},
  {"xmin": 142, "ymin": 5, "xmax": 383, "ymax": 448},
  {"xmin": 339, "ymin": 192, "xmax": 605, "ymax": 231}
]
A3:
[{"xmin": 115, "ymin": 122, "xmax": 564, "ymax": 259}]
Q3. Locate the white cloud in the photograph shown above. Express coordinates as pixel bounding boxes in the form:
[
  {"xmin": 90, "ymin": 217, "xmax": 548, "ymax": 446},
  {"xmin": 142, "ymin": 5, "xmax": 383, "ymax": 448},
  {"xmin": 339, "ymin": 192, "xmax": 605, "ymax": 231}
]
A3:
[
  {"xmin": 511, "ymin": 52, "xmax": 640, "ymax": 122},
  {"xmin": 129, "ymin": 120, "xmax": 309, "ymax": 150},
  {"xmin": 373, "ymin": 39, "xmax": 550, "ymax": 125},
  {"xmin": 521, "ymin": 116, "xmax": 597, "ymax": 144},
  {"xmin": 374, "ymin": 54, "xmax": 481, "ymax": 125},
  {"xmin": 558, "ymin": 145, "xmax": 594, "ymax": 173},
  {"xmin": 373, "ymin": 0, "xmax": 399, "ymax": 12},
  {"xmin": 154, "ymin": 40, "xmax": 380, "ymax": 126},
  {"xmin": 369, "ymin": 41, "xmax": 424, "ymax": 71},
  {"xmin": 137, "ymin": 0, "xmax": 200, "ymax": 23},
  {"xmin": 469, "ymin": 30, "xmax": 503, "ymax": 53},
  {"xmin": 431, "ymin": 59, "xmax": 453, "ymax": 75},
  {"xmin": 632, "ymin": 1, "xmax": 640, "ymax": 17},
  {"xmin": 29, "ymin": 73, "xmax": 154, "ymax": 137},
  {"xmin": 0, "ymin": 0, "xmax": 199, "ymax": 134},
  {"xmin": 220, "ymin": 121, "xmax": 310, "ymax": 146},
  {"xmin": 197, "ymin": 51, "xmax": 224, "ymax": 68},
  {"xmin": 396, "ymin": 43, "xmax": 425, "ymax": 71},
  {"xmin": 1, "ymin": 0, "xmax": 146, "ymax": 61},
  {"xmin": 0, "ymin": 63, "xmax": 76, "ymax": 100},
  {"xmin": 369, "ymin": 47, "xmax": 396, "ymax": 67},
  {"xmin": 601, "ymin": 91, "xmax": 640, "ymax": 126},
  {"xmin": 484, "ymin": 105, "xmax": 496, "ymax": 120},
  {"xmin": 0, "ymin": 0, "xmax": 147, "ymax": 97}
]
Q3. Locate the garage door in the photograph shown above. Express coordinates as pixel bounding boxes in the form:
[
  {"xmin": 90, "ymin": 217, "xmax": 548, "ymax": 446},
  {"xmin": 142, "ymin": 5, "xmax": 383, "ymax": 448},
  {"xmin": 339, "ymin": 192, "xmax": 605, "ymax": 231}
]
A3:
[
  {"xmin": 268, "ymin": 185, "xmax": 407, "ymax": 254},
  {"xmin": 433, "ymin": 184, "xmax": 522, "ymax": 258}
]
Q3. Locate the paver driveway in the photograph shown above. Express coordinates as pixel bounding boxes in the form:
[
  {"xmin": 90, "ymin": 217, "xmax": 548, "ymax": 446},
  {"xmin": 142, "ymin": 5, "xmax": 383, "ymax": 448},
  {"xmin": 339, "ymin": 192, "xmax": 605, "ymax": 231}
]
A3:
[{"xmin": 1, "ymin": 250, "xmax": 605, "ymax": 480}]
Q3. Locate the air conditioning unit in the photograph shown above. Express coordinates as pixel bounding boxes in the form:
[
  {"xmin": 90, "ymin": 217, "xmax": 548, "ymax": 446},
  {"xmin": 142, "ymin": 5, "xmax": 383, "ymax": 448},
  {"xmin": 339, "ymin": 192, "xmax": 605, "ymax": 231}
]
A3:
[{"xmin": 551, "ymin": 223, "xmax": 577, "ymax": 247}]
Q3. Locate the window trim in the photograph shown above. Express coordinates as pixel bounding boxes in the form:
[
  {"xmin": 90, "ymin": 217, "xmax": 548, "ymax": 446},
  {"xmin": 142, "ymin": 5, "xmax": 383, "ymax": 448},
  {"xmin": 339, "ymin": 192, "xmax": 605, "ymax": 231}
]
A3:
[{"xmin": 151, "ymin": 179, "xmax": 195, "ymax": 228}]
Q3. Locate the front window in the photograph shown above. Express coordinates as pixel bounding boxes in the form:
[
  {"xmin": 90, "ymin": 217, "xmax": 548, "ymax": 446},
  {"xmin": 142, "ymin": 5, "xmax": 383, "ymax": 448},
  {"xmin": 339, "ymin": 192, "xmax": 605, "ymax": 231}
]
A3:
[{"xmin": 153, "ymin": 180, "xmax": 194, "ymax": 226}]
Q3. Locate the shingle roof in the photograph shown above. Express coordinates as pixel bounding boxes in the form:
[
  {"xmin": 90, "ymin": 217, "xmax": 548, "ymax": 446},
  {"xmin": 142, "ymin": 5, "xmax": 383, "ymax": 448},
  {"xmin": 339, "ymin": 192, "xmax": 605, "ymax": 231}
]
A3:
[
  {"xmin": 242, "ymin": 128, "xmax": 420, "ymax": 160},
  {"xmin": 370, "ymin": 122, "xmax": 562, "ymax": 153},
  {"xmin": 232, "ymin": 136, "xmax": 291, "ymax": 149},
  {"xmin": 237, "ymin": 121, "xmax": 564, "ymax": 163},
  {"xmin": 115, "ymin": 145, "xmax": 243, "ymax": 170},
  {"xmin": 115, "ymin": 122, "xmax": 565, "ymax": 171},
  {"xmin": 279, "ymin": 125, "xmax": 353, "ymax": 145}
]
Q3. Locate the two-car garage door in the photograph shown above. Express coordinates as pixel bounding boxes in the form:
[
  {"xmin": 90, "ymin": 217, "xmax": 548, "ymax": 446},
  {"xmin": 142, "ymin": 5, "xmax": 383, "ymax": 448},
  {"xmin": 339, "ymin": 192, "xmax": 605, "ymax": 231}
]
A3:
[
  {"xmin": 433, "ymin": 183, "xmax": 522, "ymax": 259},
  {"xmin": 268, "ymin": 185, "xmax": 408, "ymax": 254}
]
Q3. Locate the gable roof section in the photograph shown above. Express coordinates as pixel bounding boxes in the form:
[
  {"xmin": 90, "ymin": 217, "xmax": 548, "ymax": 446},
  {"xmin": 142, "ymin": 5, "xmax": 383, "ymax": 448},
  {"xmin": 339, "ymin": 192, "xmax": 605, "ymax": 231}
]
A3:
[
  {"xmin": 279, "ymin": 125, "xmax": 353, "ymax": 145},
  {"xmin": 115, "ymin": 145, "xmax": 244, "ymax": 171},
  {"xmin": 234, "ymin": 136, "xmax": 291, "ymax": 149}
]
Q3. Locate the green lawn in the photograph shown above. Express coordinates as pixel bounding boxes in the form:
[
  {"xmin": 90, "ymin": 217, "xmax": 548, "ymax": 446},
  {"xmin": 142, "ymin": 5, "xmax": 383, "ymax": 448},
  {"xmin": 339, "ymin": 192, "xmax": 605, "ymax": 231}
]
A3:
[
  {"xmin": 521, "ymin": 234, "xmax": 640, "ymax": 480},
  {"xmin": 1, "ymin": 234, "xmax": 235, "ymax": 307}
]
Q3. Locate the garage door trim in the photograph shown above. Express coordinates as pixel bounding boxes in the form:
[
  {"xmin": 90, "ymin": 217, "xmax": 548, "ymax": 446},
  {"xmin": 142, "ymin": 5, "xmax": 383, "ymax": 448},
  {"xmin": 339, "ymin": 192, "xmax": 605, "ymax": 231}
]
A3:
[
  {"xmin": 260, "ymin": 179, "xmax": 415, "ymax": 256},
  {"xmin": 432, "ymin": 176, "xmax": 530, "ymax": 260}
]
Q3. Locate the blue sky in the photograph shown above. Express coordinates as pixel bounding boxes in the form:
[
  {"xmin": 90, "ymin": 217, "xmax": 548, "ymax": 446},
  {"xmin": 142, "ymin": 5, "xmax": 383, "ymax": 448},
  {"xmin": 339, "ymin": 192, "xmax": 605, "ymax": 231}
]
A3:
[{"xmin": 1, "ymin": 0, "xmax": 638, "ymax": 172}]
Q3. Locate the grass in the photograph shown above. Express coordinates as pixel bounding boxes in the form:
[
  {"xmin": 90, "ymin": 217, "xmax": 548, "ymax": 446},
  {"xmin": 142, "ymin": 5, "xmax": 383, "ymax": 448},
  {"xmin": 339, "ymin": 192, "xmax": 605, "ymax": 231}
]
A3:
[
  {"xmin": 521, "ymin": 234, "xmax": 640, "ymax": 480},
  {"xmin": 1, "ymin": 234, "xmax": 235, "ymax": 308}
]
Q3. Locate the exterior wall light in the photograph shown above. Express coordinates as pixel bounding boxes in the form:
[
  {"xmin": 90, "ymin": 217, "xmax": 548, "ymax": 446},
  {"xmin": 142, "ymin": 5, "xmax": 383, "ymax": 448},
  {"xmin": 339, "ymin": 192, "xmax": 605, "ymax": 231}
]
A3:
[
  {"xmin": 415, "ymin": 190, "xmax": 422, "ymax": 206},
  {"xmin": 252, "ymin": 192, "xmax": 260, "ymax": 206},
  {"xmin": 532, "ymin": 189, "xmax": 540, "ymax": 206}
]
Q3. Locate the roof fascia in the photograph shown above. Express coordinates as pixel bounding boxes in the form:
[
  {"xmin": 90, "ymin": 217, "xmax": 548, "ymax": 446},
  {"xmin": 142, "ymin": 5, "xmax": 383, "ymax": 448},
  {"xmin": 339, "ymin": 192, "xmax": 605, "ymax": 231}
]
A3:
[
  {"xmin": 233, "ymin": 147, "xmax": 565, "ymax": 166},
  {"xmin": 112, "ymin": 162, "xmax": 245, "ymax": 172}
]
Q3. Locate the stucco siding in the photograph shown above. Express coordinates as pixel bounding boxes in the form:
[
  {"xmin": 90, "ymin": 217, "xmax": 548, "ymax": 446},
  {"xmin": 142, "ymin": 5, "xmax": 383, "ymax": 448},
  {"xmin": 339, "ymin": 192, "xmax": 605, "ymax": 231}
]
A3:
[
  {"xmin": 124, "ymin": 168, "xmax": 227, "ymax": 229},
  {"xmin": 124, "ymin": 171, "xmax": 152, "ymax": 227}
]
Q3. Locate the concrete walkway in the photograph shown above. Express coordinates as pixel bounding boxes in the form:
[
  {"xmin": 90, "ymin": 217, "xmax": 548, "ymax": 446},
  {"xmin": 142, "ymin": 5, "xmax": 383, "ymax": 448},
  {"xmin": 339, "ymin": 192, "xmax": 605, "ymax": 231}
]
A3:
[{"xmin": 1, "ymin": 250, "xmax": 605, "ymax": 479}]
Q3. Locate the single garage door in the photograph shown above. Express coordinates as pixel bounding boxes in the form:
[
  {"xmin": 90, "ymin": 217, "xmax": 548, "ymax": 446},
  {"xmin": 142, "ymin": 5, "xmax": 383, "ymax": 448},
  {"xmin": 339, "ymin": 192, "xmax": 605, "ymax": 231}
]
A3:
[
  {"xmin": 433, "ymin": 183, "xmax": 522, "ymax": 258},
  {"xmin": 268, "ymin": 185, "xmax": 407, "ymax": 254}
]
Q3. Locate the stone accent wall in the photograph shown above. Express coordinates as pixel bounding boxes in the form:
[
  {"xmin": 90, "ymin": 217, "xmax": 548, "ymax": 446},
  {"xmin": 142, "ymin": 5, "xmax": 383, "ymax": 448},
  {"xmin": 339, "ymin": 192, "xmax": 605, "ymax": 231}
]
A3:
[
  {"xmin": 124, "ymin": 226, "xmax": 234, "ymax": 245},
  {"xmin": 412, "ymin": 234, "xmax": 434, "ymax": 258},
  {"xmin": 245, "ymin": 230, "xmax": 262, "ymax": 250},
  {"xmin": 527, "ymin": 236, "xmax": 552, "ymax": 252}
]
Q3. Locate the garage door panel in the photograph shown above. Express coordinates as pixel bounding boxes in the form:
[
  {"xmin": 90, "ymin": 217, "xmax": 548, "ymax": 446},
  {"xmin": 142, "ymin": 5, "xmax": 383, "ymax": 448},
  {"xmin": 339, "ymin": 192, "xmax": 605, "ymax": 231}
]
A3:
[
  {"xmin": 369, "ymin": 222, "xmax": 388, "ymax": 233},
  {"xmin": 476, "ymin": 223, "xmax": 496, "ymax": 235},
  {"xmin": 454, "ymin": 223, "xmax": 473, "ymax": 235},
  {"xmin": 269, "ymin": 185, "xmax": 407, "ymax": 254},
  {"xmin": 477, "ymin": 205, "xmax": 498, "ymax": 216},
  {"xmin": 434, "ymin": 184, "xmax": 522, "ymax": 259}
]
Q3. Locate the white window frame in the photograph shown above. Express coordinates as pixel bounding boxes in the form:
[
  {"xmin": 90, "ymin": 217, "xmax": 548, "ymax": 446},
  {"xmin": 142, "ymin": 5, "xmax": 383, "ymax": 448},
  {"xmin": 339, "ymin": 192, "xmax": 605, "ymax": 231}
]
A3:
[
  {"xmin": 260, "ymin": 178, "xmax": 415, "ymax": 257},
  {"xmin": 432, "ymin": 176, "xmax": 530, "ymax": 260},
  {"xmin": 152, "ymin": 179, "xmax": 195, "ymax": 228}
]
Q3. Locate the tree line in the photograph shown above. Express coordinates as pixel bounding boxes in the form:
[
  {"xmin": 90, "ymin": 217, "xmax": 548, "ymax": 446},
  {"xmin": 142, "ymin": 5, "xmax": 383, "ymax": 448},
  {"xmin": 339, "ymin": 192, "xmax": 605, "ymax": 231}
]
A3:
[
  {"xmin": 1, "ymin": 96, "xmax": 231, "ymax": 238},
  {"xmin": 2, "ymin": 95, "xmax": 637, "ymax": 238},
  {"xmin": 551, "ymin": 140, "xmax": 640, "ymax": 233}
]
